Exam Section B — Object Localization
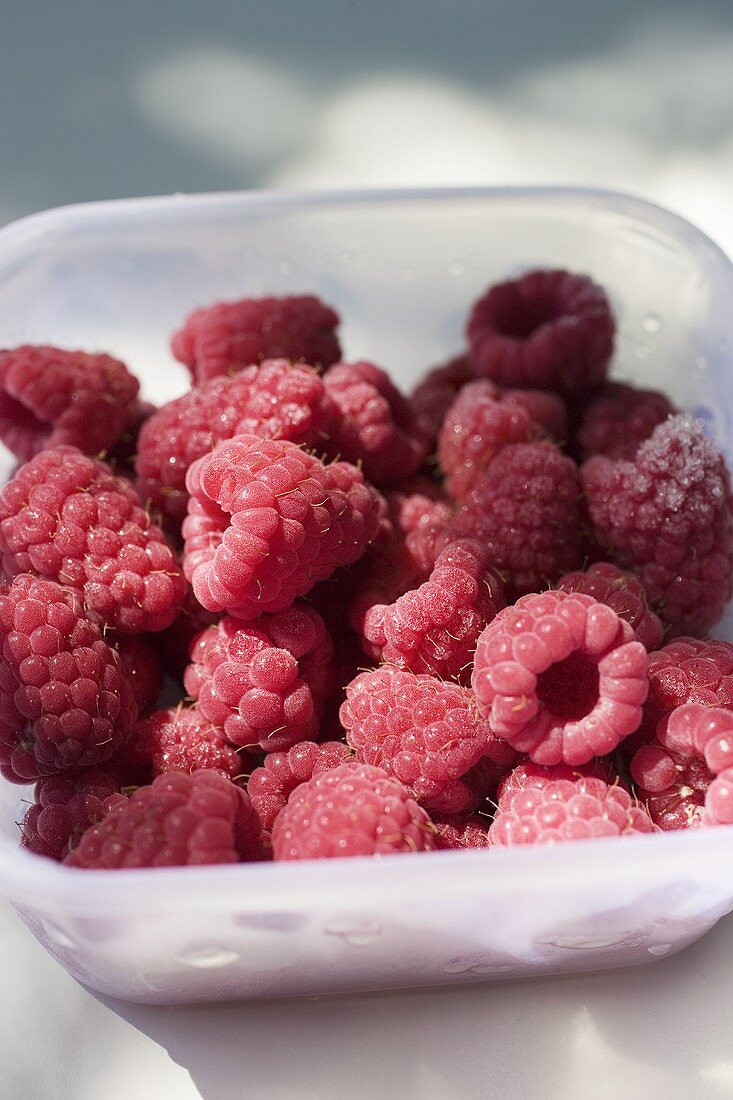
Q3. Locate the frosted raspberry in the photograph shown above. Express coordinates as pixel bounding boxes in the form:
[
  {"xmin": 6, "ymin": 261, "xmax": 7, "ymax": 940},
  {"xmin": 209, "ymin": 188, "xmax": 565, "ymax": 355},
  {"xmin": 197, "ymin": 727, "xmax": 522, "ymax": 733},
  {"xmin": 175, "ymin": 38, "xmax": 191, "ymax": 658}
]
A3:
[
  {"xmin": 361, "ymin": 539, "xmax": 505, "ymax": 683},
  {"xmin": 496, "ymin": 759, "xmax": 614, "ymax": 802},
  {"xmin": 136, "ymin": 359, "xmax": 331, "ymax": 524},
  {"xmin": 171, "ymin": 294, "xmax": 341, "ymax": 383},
  {"xmin": 272, "ymin": 761, "xmax": 435, "ymax": 859},
  {"xmin": 322, "ymin": 361, "xmax": 428, "ymax": 486},
  {"xmin": 248, "ymin": 740, "xmax": 353, "ymax": 833},
  {"xmin": 113, "ymin": 635, "xmax": 164, "ymax": 717},
  {"xmin": 65, "ymin": 770, "xmax": 265, "ymax": 868},
  {"xmin": 556, "ymin": 562, "xmax": 664, "ymax": 651},
  {"xmin": 472, "ymin": 590, "xmax": 648, "ymax": 766},
  {"xmin": 577, "ymin": 382, "xmax": 677, "ymax": 461},
  {"xmin": 130, "ymin": 705, "xmax": 243, "ymax": 779},
  {"xmin": 0, "ymin": 446, "xmax": 185, "ymax": 633},
  {"xmin": 582, "ymin": 414, "xmax": 733, "ymax": 636},
  {"xmin": 340, "ymin": 667, "xmax": 512, "ymax": 813},
  {"xmin": 158, "ymin": 586, "xmax": 220, "ymax": 676},
  {"xmin": 0, "ymin": 345, "xmax": 140, "ymax": 461},
  {"xmin": 21, "ymin": 768, "xmax": 128, "ymax": 861},
  {"xmin": 184, "ymin": 604, "xmax": 333, "ymax": 752},
  {"xmin": 183, "ymin": 434, "xmax": 382, "ymax": 618},
  {"xmin": 410, "ymin": 354, "xmax": 475, "ymax": 445},
  {"xmin": 451, "ymin": 440, "xmax": 585, "ymax": 598},
  {"xmin": 0, "ymin": 575, "xmax": 137, "ymax": 782},
  {"xmin": 430, "ymin": 812, "xmax": 490, "ymax": 850},
  {"xmin": 467, "ymin": 269, "xmax": 614, "ymax": 397}
]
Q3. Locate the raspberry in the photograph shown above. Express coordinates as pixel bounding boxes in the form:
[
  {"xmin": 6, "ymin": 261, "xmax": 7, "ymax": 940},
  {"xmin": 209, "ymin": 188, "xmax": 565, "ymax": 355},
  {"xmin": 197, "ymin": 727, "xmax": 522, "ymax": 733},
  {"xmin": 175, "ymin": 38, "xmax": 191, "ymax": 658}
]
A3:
[
  {"xmin": 248, "ymin": 740, "xmax": 353, "ymax": 833},
  {"xmin": 642, "ymin": 638, "xmax": 733, "ymax": 733},
  {"xmin": 472, "ymin": 590, "xmax": 648, "ymax": 766},
  {"xmin": 272, "ymin": 761, "xmax": 435, "ymax": 859},
  {"xmin": 577, "ymin": 382, "xmax": 677, "ymax": 462},
  {"xmin": 64, "ymin": 770, "xmax": 265, "ymax": 868},
  {"xmin": 361, "ymin": 539, "xmax": 505, "ymax": 683},
  {"xmin": 410, "ymin": 354, "xmax": 475, "ymax": 445},
  {"xmin": 21, "ymin": 769, "xmax": 127, "ymax": 860},
  {"xmin": 502, "ymin": 389, "xmax": 568, "ymax": 442},
  {"xmin": 0, "ymin": 575, "xmax": 137, "ymax": 782},
  {"xmin": 184, "ymin": 604, "xmax": 334, "ymax": 752},
  {"xmin": 171, "ymin": 294, "xmax": 341, "ymax": 383},
  {"xmin": 130, "ymin": 705, "xmax": 243, "ymax": 779},
  {"xmin": 496, "ymin": 759, "xmax": 614, "ymax": 802},
  {"xmin": 451, "ymin": 440, "xmax": 585, "ymax": 598},
  {"xmin": 582, "ymin": 414, "xmax": 733, "ymax": 636},
  {"xmin": 158, "ymin": 586, "xmax": 220, "ymax": 676},
  {"xmin": 489, "ymin": 773, "xmax": 653, "ymax": 846},
  {"xmin": 183, "ymin": 434, "xmax": 382, "ymax": 618},
  {"xmin": 0, "ymin": 447, "xmax": 185, "ymax": 633},
  {"xmin": 430, "ymin": 812, "xmax": 490, "ymax": 850},
  {"xmin": 555, "ymin": 562, "xmax": 664, "ymax": 651},
  {"xmin": 113, "ymin": 635, "xmax": 164, "ymax": 717},
  {"xmin": 0, "ymin": 345, "xmax": 140, "ymax": 461},
  {"xmin": 630, "ymin": 740, "xmax": 711, "ymax": 830},
  {"xmin": 340, "ymin": 667, "xmax": 511, "ymax": 813},
  {"xmin": 322, "ymin": 361, "xmax": 428, "ymax": 486},
  {"xmin": 467, "ymin": 269, "xmax": 614, "ymax": 397}
]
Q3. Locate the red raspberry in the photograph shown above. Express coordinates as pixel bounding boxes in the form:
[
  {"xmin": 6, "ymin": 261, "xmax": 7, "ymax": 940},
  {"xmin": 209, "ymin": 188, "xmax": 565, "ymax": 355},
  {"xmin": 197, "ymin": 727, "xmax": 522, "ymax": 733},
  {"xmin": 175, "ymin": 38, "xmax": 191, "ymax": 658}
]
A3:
[
  {"xmin": 171, "ymin": 294, "xmax": 341, "ymax": 383},
  {"xmin": 322, "ymin": 361, "xmax": 428, "ymax": 486},
  {"xmin": 64, "ymin": 770, "xmax": 265, "ymax": 868},
  {"xmin": 21, "ymin": 768, "xmax": 128, "ymax": 860},
  {"xmin": 630, "ymin": 740, "xmax": 711, "ymax": 830},
  {"xmin": 577, "ymin": 382, "xmax": 677, "ymax": 461},
  {"xmin": 0, "ymin": 575, "xmax": 137, "ymax": 782},
  {"xmin": 183, "ymin": 434, "xmax": 382, "ymax": 618},
  {"xmin": 451, "ymin": 440, "xmax": 585, "ymax": 598},
  {"xmin": 410, "ymin": 354, "xmax": 475, "ymax": 445},
  {"xmin": 496, "ymin": 759, "xmax": 614, "ymax": 802},
  {"xmin": 113, "ymin": 635, "xmax": 164, "ymax": 717},
  {"xmin": 467, "ymin": 269, "xmax": 614, "ymax": 397},
  {"xmin": 489, "ymin": 773, "xmax": 653, "ymax": 846},
  {"xmin": 184, "ymin": 604, "xmax": 333, "ymax": 752},
  {"xmin": 555, "ymin": 562, "xmax": 664, "ymax": 651},
  {"xmin": 0, "ymin": 447, "xmax": 185, "ymax": 633},
  {"xmin": 642, "ymin": 638, "xmax": 733, "ymax": 732},
  {"xmin": 340, "ymin": 667, "xmax": 512, "ymax": 813},
  {"xmin": 248, "ymin": 740, "xmax": 353, "ymax": 833},
  {"xmin": 158, "ymin": 585, "xmax": 220, "ymax": 676},
  {"xmin": 130, "ymin": 705, "xmax": 243, "ymax": 779},
  {"xmin": 0, "ymin": 345, "xmax": 140, "ymax": 462},
  {"xmin": 361, "ymin": 539, "xmax": 505, "ymax": 683},
  {"xmin": 501, "ymin": 388, "xmax": 568, "ymax": 442},
  {"xmin": 136, "ymin": 359, "xmax": 331, "ymax": 524},
  {"xmin": 582, "ymin": 414, "xmax": 733, "ymax": 636},
  {"xmin": 472, "ymin": 590, "xmax": 648, "ymax": 766},
  {"xmin": 430, "ymin": 812, "xmax": 490, "ymax": 850},
  {"xmin": 272, "ymin": 761, "xmax": 435, "ymax": 859}
]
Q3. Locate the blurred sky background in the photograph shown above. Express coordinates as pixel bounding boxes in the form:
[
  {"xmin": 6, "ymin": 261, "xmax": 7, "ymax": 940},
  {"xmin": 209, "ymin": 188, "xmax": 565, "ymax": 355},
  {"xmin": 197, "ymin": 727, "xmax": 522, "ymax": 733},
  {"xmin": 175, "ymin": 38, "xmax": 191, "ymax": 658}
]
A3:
[{"xmin": 2, "ymin": 1, "xmax": 733, "ymax": 252}]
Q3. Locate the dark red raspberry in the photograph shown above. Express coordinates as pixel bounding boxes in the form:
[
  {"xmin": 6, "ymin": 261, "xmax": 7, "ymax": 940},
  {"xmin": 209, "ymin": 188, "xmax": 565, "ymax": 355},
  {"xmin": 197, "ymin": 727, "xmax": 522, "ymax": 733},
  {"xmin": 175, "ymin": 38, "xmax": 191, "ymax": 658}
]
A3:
[
  {"xmin": 184, "ymin": 604, "xmax": 333, "ymax": 752},
  {"xmin": 582, "ymin": 414, "xmax": 733, "ymax": 635},
  {"xmin": 248, "ymin": 740, "xmax": 353, "ymax": 833},
  {"xmin": 129, "ymin": 705, "xmax": 243, "ymax": 779},
  {"xmin": 410, "ymin": 354, "xmax": 475, "ymax": 445},
  {"xmin": 65, "ymin": 770, "xmax": 265, "ymax": 868},
  {"xmin": 158, "ymin": 585, "xmax": 220, "ymax": 676},
  {"xmin": 555, "ymin": 562, "xmax": 664, "ymax": 651},
  {"xmin": 496, "ymin": 759, "xmax": 614, "ymax": 802},
  {"xmin": 183, "ymin": 434, "xmax": 382, "ymax": 618},
  {"xmin": 0, "ymin": 447, "xmax": 185, "ymax": 633},
  {"xmin": 21, "ymin": 768, "xmax": 127, "ymax": 860},
  {"xmin": 451, "ymin": 440, "xmax": 585, "ymax": 598},
  {"xmin": 272, "ymin": 761, "xmax": 435, "ymax": 859},
  {"xmin": 467, "ymin": 269, "xmax": 614, "ymax": 397},
  {"xmin": 113, "ymin": 635, "xmax": 164, "ymax": 717},
  {"xmin": 430, "ymin": 812, "xmax": 490, "ymax": 850},
  {"xmin": 577, "ymin": 382, "xmax": 677, "ymax": 461},
  {"xmin": 0, "ymin": 345, "xmax": 140, "ymax": 462},
  {"xmin": 322, "ymin": 361, "xmax": 428, "ymax": 486},
  {"xmin": 472, "ymin": 590, "xmax": 648, "ymax": 766},
  {"xmin": 171, "ymin": 294, "xmax": 341, "ymax": 383},
  {"xmin": 0, "ymin": 575, "xmax": 137, "ymax": 782}
]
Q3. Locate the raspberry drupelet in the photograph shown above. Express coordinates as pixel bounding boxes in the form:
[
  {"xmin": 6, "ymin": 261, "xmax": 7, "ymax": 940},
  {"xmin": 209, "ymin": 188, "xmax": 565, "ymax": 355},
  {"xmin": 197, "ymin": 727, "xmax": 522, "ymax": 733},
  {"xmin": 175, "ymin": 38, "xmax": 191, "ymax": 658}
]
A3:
[
  {"xmin": 0, "ymin": 446, "xmax": 185, "ymax": 633},
  {"xmin": 248, "ymin": 740, "xmax": 353, "ymax": 833},
  {"xmin": 472, "ymin": 590, "xmax": 649, "ymax": 766},
  {"xmin": 171, "ymin": 294, "xmax": 341, "ymax": 383},
  {"xmin": 21, "ymin": 768, "xmax": 128, "ymax": 860},
  {"xmin": 576, "ymin": 382, "xmax": 677, "ymax": 462},
  {"xmin": 555, "ymin": 562, "xmax": 665, "ymax": 651},
  {"xmin": 182, "ymin": 433, "xmax": 383, "ymax": 618},
  {"xmin": 410, "ymin": 354, "xmax": 475, "ymax": 446},
  {"xmin": 129, "ymin": 705, "xmax": 244, "ymax": 780}
]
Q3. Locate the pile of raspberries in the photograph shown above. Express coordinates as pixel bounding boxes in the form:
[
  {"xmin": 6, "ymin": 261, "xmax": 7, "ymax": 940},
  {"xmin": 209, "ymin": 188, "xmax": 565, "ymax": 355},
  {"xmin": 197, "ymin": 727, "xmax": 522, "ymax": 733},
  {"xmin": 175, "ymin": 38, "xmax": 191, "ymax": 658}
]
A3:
[{"xmin": 2, "ymin": 272, "xmax": 733, "ymax": 871}]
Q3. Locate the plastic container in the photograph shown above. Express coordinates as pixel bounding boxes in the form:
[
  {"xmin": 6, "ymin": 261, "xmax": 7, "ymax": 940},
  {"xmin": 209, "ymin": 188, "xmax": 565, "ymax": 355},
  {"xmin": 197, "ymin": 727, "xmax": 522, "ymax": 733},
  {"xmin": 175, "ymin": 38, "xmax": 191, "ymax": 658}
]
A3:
[{"xmin": 0, "ymin": 186, "xmax": 733, "ymax": 1005}]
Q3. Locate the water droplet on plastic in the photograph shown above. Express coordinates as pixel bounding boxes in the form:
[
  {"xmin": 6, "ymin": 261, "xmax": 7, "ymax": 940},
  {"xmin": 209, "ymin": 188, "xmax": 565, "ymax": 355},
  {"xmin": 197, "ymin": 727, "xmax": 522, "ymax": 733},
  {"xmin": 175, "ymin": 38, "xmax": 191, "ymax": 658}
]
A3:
[
  {"xmin": 43, "ymin": 921, "xmax": 74, "ymax": 948},
  {"xmin": 176, "ymin": 944, "xmax": 238, "ymax": 968},
  {"xmin": 340, "ymin": 250, "xmax": 356, "ymax": 267},
  {"xmin": 642, "ymin": 313, "xmax": 661, "ymax": 333},
  {"xmin": 647, "ymin": 942, "xmax": 673, "ymax": 956},
  {"xmin": 448, "ymin": 260, "xmax": 465, "ymax": 277},
  {"xmin": 323, "ymin": 918, "xmax": 382, "ymax": 948},
  {"xmin": 442, "ymin": 954, "xmax": 515, "ymax": 975},
  {"xmin": 719, "ymin": 338, "xmax": 730, "ymax": 355},
  {"xmin": 695, "ymin": 355, "xmax": 708, "ymax": 372},
  {"xmin": 279, "ymin": 259, "xmax": 293, "ymax": 275}
]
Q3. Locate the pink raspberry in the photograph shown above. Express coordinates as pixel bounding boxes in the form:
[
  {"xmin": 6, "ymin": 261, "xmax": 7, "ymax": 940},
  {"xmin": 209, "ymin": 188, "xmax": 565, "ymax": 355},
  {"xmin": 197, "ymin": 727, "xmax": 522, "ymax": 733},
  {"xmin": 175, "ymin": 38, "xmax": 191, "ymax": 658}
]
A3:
[
  {"xmin": 340, "ymin": 667, "xmax": 512, "ymax": 813},
  {"xmin": 183, "ymin": 434, "xmax": 382, "ymax": 618},
  {"xmin": 496, "ymin": 759, "xmax": 614, "ymax": 802},
  {"xmin": 322, "ymin": 361, "xmax": 428, "ymax": 486},
  {"xmin": 361, "ymin": 539, "xmax": 505, "ymax": 683},
  {"xmin": 555, "ymin": 562, "xmax": 665, "ymax": 651},
  {"xmin": 171, "ymin": 294, "xmax": 341, "ymax": 383},
  {"xmin": 430, "ymin": 812, "xmax": 490, "ymax": 850},
  {"xmin": 65, "ymin": 770, "xmax": 265, "ymax": 868},
  {"xmin": 184, "ymin": 604, "xmax": 333, "ymax": 752},
  {"xmin": 272, "ymin": 761, "xmax": 435, "ymax": 860},
  {"xmin": 136, "ymin": 359, "xmax": 331, "ymax": 524},
  {"xmin": 472, "ymin": 590, "xmax": 649, "ymax": 766},
  {"xmin": 248, "ymin": 740, "xmax": 353, "ymax": 833},
  {"xmin": 467, "ymin": 268, "xmax": 614, "ymax": 397},
  {"xmin": 0, "ymin": 345, "xmax": 140, "ymax": 462},
  {"xmin": 577, "ymin": 382, "xmax": 677, "ymax": 461},
  {"xmin": 129, "ymin": 705, "xmax": 243, "ymax": 779},
  {"xmin": 0, "ymin": 447, "xmax": 185, "ymax": 633},
  {"xmin": 0, "ymin": 575, "xmax": 137, "ymax": 782},
  {"xmin": 113, "ymin": 635, "xmax": 164, "ymax": 717},
  {"xmin": 451, "ymin": 440, "xmax": 585, "ymax": 598},
  {"xmin": 582, "ymin": 414, "xmax": 733, "ymax": 636},
  {"xmin": 410, "ymin": 354, "xmax": 475, "ymax": 445},
  {"xmin": 21, "ymin": 768, "xmax": 128, "ymax": 861}
]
